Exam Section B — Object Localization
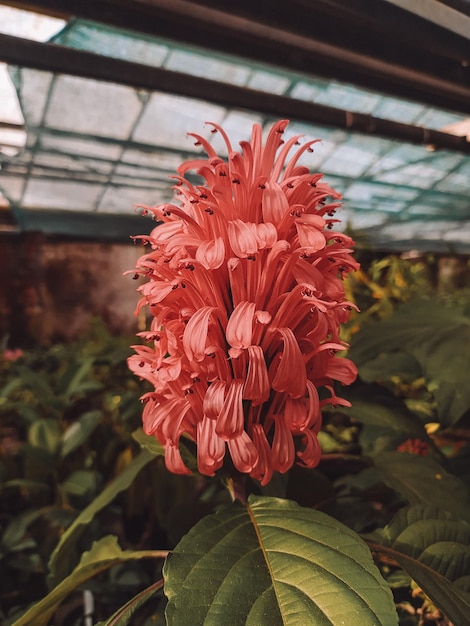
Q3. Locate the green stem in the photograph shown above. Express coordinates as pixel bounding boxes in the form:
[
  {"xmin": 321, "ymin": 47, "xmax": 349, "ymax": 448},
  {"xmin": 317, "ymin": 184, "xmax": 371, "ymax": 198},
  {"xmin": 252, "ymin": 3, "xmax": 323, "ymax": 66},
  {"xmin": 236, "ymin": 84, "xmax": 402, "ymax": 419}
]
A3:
[{"xmin": 226, "ymin": 472, "xmax": 247, "ymax": 504}]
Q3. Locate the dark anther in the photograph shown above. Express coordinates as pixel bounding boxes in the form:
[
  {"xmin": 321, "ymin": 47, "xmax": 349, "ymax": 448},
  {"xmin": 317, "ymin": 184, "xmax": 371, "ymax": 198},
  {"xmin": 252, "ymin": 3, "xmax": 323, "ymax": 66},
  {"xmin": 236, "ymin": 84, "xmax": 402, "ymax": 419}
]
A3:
[
  {"xmin": 286, "ymin": 182, "xmax": 294, "ymax": 188},
  {"xmin": 133, "ymin": 273, "xmax": 139, "ymax": 280},
  {"xmin": 190, "ymin": 198, "xmax": 199, "ymax": 204},
  {"xmin": 211, "ymin": 128, "xmax": 218, "ymax": 133},
  {"xmin": 307, "ymin": 147, "xmax": 314, "ymax": 153},
  {"xmin": 204, "ymin": 208, "xmax": 214, "ymax": 215},
  {"xmin": 200, "ymin": 193, "xmax": 208, "ymax": 199},
  {"xmin": 258, "ymin": 184, "xmax": 266, "ymax": 189},
  {"xmin": 139, "ymin": 361, "xmax": 145, "ymax": 367},
  {"xmin": 232, "ymin": 179, "xmax": 240, "ymax": 184},
  {"xmin": 247, "ymin": 255, "xmax": 256, "ymax": 261},
  {"xmin": 194, "ymin": 141, "xmax": 201, "ymax": 146}
]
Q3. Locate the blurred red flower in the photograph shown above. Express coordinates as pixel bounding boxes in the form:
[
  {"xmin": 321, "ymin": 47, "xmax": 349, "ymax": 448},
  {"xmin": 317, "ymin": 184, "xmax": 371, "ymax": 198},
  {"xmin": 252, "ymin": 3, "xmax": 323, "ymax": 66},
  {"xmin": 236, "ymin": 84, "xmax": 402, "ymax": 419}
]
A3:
[{"xmin": 129, "ymin": 120, "xmax": 359, "ymax": 485}]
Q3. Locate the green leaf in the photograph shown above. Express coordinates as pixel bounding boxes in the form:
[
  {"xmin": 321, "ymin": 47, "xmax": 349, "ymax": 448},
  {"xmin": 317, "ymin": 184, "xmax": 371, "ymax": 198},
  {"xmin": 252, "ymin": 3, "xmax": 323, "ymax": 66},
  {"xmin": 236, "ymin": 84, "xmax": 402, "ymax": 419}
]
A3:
[
  {"xmin": 48, "ymin": 448, "xmax": 155, "ymax": 586},
  {"xmin": 374, "ymin": 451, "xmax": 470, "ymax": 521},
  {"xmin": 60, "ymin": 410, "xmax": 102, "ymax": 458},
  {"xmin": 11, "ymin": 536, "xmax": 167, "ymax": 626},
  {"xmin": 132, "ymin": 427, "xmax": 165, "ymax": 456},
  {"xmin": 366, "ymin": 504, "xmax": 470, "ymax": 624},
  {"xmin": 28, "ymin": 418, "xmax": 61, "ymax": 455},
  {"xmin": 132, "ymin": 428, "xmax": 197, "ymax": 472},
  {"xmin": 96, "ymin": 579, "xmax": 164, "ymax": 626},
  {"xmin": 349, "ymin": 300, "xmax": 470, "ymax": 425},
  {"xmin": 342, "ymin": 384, "xmax": 429, "ymax": 439},
  {"xmin": 0, "ymin": 508, "xmax": 50, "ymax": 552},
  {"xmin": 164, "ymin": 495, "xmax": 398, "ymax": 625},
  {"xmin": 13, "ymin": 365, "xmax": 55, "ymax": 403},
  {"xmin": 59, "ymin": 469, "xmax": 98, "ymax": 498},
  {"xmin": 57, "ymin": 356, "xmax": 95, "ymax": 400},
  {"xmin": 357, "ymin": 352, "xmax": 422, "ymax": 384}
]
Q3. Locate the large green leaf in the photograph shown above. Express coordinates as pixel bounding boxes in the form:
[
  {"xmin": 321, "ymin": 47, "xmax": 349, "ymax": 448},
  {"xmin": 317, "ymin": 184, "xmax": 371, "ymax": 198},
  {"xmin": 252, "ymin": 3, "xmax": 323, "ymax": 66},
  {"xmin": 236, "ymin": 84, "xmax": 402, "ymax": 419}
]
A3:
[
  {"xmin": 374, "ymin": 451, "xmax": 470, "ymax": 521},
  {"xmin": 164, "ymin": 495, "xmax": 398, "ymax": 625},
  {"xmin": 11, "ymin": 536, "xmax": 167, "ymax": 626},
  {"xmin": 349, "ymin": 300, "xmax": 470, "ymax": 425},
  {"xmin": 48, "ymin": 447, "xmax": 157, "ymax": 586},
  {"xmin": 366, "ymin": 504, "xmax": 470, "ymax": 625}
]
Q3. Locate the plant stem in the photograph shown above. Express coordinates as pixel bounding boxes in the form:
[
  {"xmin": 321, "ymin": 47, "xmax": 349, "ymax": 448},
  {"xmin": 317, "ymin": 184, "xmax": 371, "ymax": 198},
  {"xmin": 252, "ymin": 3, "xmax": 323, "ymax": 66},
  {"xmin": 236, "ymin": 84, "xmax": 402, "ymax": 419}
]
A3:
[{"xmin": 227, "ymin": 472, "xmax": 247, "ymax": 504}]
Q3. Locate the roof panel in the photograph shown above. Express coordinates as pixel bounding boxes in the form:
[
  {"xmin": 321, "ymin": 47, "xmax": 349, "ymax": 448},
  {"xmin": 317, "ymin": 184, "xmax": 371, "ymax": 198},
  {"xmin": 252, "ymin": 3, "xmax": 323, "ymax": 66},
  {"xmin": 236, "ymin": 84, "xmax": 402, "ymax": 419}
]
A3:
[
  {"xmin": 131, "ymin": 93, "xmax": 227, "ymax": 147},
  {"xmin": 45, "ymin": 76, "xmax": 143, "ymax": 138},
  {"xmin": 22, "ymin": 179, "xmax": 105, "ymax": 209},
  {"xmin": 0, "ymin": 16, "xmax": 469, "ymax": 251}
]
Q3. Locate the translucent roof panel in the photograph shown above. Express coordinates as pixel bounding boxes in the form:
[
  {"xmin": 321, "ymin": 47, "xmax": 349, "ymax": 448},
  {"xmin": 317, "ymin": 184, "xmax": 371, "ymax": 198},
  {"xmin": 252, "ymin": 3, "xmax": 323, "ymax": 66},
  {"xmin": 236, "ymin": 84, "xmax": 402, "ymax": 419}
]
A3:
[{"xmin": 0, "ymin": 17, "xmax": 469, "ymax": 252}]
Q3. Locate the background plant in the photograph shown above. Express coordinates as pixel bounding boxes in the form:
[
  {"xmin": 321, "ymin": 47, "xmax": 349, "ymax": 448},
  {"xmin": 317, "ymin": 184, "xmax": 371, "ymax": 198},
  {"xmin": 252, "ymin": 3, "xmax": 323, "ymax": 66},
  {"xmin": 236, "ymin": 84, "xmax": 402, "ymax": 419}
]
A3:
[{"xmin": 1, "ymin": 243, "xmax": 469, "ymax": 622}]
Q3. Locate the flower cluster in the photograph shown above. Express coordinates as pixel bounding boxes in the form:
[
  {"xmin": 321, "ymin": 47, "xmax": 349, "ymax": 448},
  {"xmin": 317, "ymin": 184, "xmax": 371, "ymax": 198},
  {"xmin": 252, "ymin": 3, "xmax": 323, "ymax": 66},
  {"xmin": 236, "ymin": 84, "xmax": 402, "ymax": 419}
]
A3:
[{"xmin": 128, "ymin": 119, "xmax": 359, "ymax": 485}]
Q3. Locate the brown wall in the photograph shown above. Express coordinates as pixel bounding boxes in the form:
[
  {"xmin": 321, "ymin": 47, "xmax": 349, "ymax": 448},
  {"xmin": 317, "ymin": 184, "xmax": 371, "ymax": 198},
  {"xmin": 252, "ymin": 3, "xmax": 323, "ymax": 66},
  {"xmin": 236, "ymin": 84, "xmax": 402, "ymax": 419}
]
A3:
[{"xmin": 0, "ymin": 233, "xmax": 144, "ymax": 347}]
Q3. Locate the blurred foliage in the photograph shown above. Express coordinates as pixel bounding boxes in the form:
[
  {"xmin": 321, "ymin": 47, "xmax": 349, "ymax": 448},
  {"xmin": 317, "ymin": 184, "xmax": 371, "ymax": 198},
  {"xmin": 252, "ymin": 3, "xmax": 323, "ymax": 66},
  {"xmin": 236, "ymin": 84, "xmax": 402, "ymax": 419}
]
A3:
[
  {"xmin": 0, "ymin": 320, "xmax": 226, "ymax": 624},
  {"xmin": 1, "ymin": 254, "xmax": 470, "ymax": 625}
]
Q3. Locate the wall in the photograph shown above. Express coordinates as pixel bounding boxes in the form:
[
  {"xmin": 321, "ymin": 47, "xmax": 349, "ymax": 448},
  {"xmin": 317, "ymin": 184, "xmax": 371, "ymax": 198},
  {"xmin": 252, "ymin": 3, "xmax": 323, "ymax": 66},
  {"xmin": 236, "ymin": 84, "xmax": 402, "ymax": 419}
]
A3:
[{"xmin": 0, "ymin": 233, "xmax": 144, "ymax": 347}]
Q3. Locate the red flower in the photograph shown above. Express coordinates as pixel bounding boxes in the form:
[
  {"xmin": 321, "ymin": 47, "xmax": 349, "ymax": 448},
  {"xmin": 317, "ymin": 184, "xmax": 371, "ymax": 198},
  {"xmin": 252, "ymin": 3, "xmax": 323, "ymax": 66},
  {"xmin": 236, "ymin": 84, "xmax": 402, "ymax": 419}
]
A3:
[
  {"xmin": 129, "ymin": 120, "xmax": 359, "ymax": 485},
  {"xmin": 397, "ymin": 438, "xmax": 430, "ymax": 456}
]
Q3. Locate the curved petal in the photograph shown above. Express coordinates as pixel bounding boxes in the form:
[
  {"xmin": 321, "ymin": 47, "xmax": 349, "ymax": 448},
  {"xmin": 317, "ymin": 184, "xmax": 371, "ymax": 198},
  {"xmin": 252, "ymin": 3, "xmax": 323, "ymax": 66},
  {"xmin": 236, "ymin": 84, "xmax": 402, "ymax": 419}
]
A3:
[
  {"xmin": 271, "ymin": 414, "xmax": 295, "ymax": 473},
  {"xmin": 197, "ymin": 415, "xmax": 226, "ymax": 476},
  {"xmin": 226, "ymin": 301, "xmax": 256, "ymax": 350},
  {"xmin": 216, "ymin": 379, "xmax": 245, "ymax": 440},
  {"xmin": 295, "ymin": 214, "xmax": 326, "ymax": 251},
  {"xmin": 243, "ymin": 345, "xmax": 270, "ymax": 405},
  {"xmin": 165, "ymin": 441, "xmax": 192, "ymax": 475},
  {"xmin": 183, "ymin": 306, "xmax": 217, "ymax": 362},
  {"xmin": 203, "ymin": 380, "xmax": 226, "ymax": 418},
  {"xmin": 325, "ymin": 356, "xmax": 358, "ymax": 385},
  {"xmin": 250, "ymin": 424, "xmax": 273, "ymax": 486},
  {"xmin": 271, "ymin": 328, "xmax": 307, "ymax": 399},
  {"xmin": 297, "ymin": 429, "xmax": 322, "ymax": 468},
  {"xmin": 262, "ymin": 182, "xmax": 290, "ymax": 225},
  {"xmin": 227, "ymin": 430, "xmax": 258, "ymax": 473},
  {"xmin": 196, "ymin": 237, "xmax": 226, "ymax": 270},
  {"xmin": 227, "ymin": 219, "xmax": 258, "ymax": 258}
]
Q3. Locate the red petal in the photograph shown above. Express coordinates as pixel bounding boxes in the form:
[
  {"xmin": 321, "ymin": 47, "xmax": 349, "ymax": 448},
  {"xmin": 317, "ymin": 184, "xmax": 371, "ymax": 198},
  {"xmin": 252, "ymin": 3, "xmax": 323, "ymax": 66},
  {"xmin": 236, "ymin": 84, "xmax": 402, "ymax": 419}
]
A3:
[
  {"xmin": 243, "ymin": 345, "xmax": 270, "ymax": 405},
  {"xmin": 197, "ymin": 416, "xmax": 226, "ymax": 476},
  {"xmin": 216, "ymin": 379, "xmax": 245, "ymax": 440},
  {"xmin": 271, "ymin": 328, "xmax": 307, "ymax": 399},
  {"xmin": 271, "ymin": 414, "xmax": 295, "ymax": 473},
  {"xmin": 227, "ymin": 431, "xmax": 258, "ymax": 473}
]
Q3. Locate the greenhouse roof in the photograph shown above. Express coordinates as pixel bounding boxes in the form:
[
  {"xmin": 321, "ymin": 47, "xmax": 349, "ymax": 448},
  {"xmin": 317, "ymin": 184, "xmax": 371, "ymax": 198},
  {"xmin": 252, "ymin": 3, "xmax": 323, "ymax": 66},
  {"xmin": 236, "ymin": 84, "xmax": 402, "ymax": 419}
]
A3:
[{"xmin": 0, "ymin": 0, "xmax": 470, "ymax": 252}]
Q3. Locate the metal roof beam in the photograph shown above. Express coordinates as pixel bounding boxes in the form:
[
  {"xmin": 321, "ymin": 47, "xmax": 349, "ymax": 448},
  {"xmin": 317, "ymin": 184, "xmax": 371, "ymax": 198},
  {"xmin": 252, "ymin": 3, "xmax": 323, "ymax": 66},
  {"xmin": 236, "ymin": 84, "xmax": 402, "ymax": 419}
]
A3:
[
  {"xmin": 0, "ymin": 0, "xmax": 469, "ymax": 113},
  {"xmin": 1, "ymin": 33, "xmax": 469, "ymax": 154}
]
